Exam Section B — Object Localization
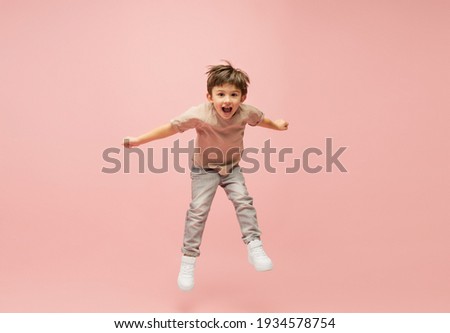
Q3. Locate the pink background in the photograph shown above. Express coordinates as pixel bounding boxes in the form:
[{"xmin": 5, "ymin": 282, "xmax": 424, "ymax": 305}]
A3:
[{"xmin": 1, "ymin": 0, "xmax": 449, "ymax": 312}]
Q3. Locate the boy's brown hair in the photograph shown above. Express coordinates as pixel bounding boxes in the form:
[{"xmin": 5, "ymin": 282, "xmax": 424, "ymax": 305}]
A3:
[{"xmin": 206, "ymin": 60, "xmax": 250, "ymax": 96}]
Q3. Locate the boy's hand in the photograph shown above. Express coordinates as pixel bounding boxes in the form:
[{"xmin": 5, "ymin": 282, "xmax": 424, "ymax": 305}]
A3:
[
  {"xmin": 122, "ymin": 137, "xmax": 140, "ymax": 148},
  {"xmin": 258, "ymin": 117, "xmax": 289, "ymax": 131},
  {"xmin": 274, "ymin": 119, "xmax": 289, "ymax": 130}
]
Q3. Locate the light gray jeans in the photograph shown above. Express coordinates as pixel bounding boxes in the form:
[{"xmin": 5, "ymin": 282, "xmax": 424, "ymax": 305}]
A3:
[{"xmin": 182, "ymin": 165, "xmax": 261, "ymax": 257}]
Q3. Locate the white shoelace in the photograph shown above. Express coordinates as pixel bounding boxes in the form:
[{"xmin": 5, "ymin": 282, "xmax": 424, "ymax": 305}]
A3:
[
  {"xmin": 180, "ymin": 263, "xmax": 194, "ymax": 275},
  {"xmin": 251, "ymin": 245, "xmax": 268, "ymax": 258}
]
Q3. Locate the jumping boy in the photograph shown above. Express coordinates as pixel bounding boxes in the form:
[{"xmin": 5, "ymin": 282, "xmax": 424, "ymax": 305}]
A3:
[{"xmin": 124, "ymin": 61, "xmax": 288, "ymax": 291}]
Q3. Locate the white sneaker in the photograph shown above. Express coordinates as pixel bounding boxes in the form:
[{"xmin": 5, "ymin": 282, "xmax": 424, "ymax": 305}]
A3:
[
  {"xmin": 247, "ymin": 239, "xmax": 273, "ymax": 271},
  {"xmin": 177, "ymin": 255, "xmax": 196, "ymax": 291}
]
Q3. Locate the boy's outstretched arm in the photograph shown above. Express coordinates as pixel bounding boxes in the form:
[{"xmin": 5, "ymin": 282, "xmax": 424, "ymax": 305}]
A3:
[
  {"xmin": 258, "ymin": 117, "xmax": 289, "ymax": 131},
  {"xmin": 123, "ymin": 122, "xmax": 177, "ymax": 148}
]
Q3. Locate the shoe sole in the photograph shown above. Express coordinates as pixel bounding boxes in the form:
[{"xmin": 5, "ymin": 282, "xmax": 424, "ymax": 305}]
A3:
[
  {"xmin": 248, "ymin": 257, "xmax": 273, "ymax": 271},
  {"xmin": 178, "ymin": 280, "xmax": 194, "ymax": 292}
]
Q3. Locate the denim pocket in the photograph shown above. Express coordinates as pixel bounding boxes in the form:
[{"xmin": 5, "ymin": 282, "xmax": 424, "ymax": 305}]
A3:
[{"xmin": 190, "ymin": 166, "xmax": 204, "ymax": 178}]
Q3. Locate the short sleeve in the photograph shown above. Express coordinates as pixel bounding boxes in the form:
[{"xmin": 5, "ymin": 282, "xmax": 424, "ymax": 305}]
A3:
[
  {"xmin": 170, "ymin": 106, "xmax": 202, "ymax": 133},
  {"xmin": 245, "ymin": 105, "xmax": 264, "ymax": 126}
]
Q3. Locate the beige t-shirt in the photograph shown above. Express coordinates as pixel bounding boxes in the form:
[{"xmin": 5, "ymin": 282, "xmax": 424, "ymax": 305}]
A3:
[{"xmin": 171, "ymin": 102, "xmax": 264, "ymax": 175}]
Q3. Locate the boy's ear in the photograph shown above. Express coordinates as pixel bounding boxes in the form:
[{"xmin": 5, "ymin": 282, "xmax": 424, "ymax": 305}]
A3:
[
  {"xmin": 206, "ymin": 92, "xmax": 213, "ymax": 102},
  {"xmin": 241, "ymin": 95, "xmax": 247, "ymax": 103}
]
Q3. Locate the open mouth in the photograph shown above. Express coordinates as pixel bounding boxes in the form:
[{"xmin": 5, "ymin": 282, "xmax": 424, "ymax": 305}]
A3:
[{"xmin": 222, "ymin": 106, "xmax": 233, "ymax": 114}]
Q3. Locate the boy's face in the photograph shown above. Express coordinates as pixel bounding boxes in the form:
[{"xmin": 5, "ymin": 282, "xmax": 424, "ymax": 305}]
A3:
[{"xmin": 207, "ymin": 83, "xmax": 246, "ymax": 120}]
